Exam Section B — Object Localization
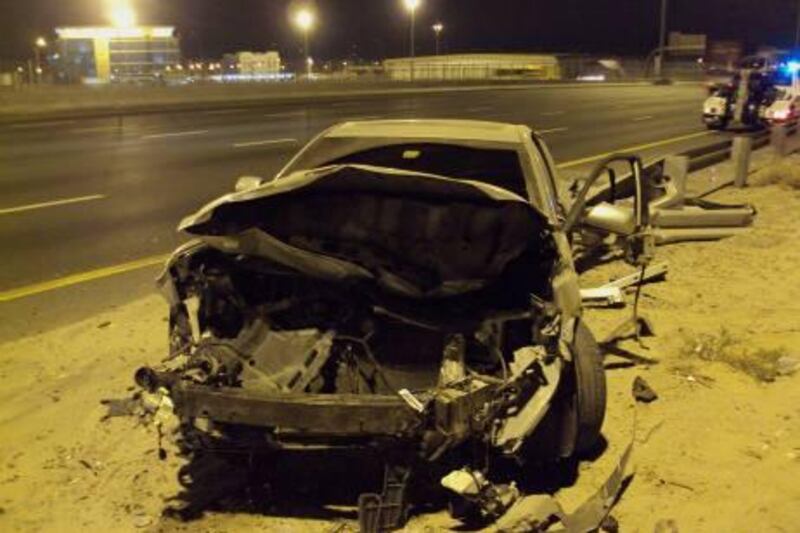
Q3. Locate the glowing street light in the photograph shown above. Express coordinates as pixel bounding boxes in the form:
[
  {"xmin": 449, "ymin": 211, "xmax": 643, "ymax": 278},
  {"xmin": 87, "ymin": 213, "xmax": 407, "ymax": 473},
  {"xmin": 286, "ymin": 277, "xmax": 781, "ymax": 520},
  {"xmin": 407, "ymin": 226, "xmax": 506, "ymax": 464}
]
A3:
[
  {"xmin": 109, "ymin": 0, "xmax": 137, "ymax": 28},
  {"xmin": 293, "ymin": 7, "xmax": 316, "ymax": 78},
  {"xmin": 403, "ymin": 0, "xmax": 421, "ymax": 81},
  {"xmin": 432, "ymin": 22, "xmax": 443, "ymax": 55},
  {"xmin": 295, "ymin": 8, "xmax": 315, "ymax": 32},
  {"xmin": 403, "ymin": 0, "xmax": 421, "ymax": 12}
]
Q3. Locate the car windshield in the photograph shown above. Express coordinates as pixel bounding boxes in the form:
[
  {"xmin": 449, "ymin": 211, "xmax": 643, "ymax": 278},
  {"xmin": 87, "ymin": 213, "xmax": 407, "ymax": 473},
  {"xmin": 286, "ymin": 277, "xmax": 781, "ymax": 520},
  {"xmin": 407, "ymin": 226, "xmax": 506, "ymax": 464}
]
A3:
[{"xmin": 289, "ymin": 140, "xmax": 530, "ymax": 198}]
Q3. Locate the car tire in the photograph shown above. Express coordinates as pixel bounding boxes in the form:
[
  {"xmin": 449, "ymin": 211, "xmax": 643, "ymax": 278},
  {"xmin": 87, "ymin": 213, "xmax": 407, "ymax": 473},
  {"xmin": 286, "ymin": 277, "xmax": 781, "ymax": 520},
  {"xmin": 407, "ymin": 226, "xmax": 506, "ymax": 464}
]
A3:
[
  {"xmin": 513, "ymin": 321, "xmax": 607, "ymax": 464},
  {"xmin": 570, "ymin": 320, "xmax": 606, "ymax": 455}
]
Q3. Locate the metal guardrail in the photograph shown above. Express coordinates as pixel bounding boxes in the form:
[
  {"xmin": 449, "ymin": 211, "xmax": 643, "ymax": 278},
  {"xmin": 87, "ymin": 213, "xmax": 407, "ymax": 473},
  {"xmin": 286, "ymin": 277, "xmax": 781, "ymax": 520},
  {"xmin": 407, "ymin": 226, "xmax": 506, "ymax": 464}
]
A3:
[
  {"xmin": 684, "ymin": 139, "xmax": 732, "ymax": 172},
  {"xmin": 682, "ymin": 128, "xmax": 770, "ymax": 173},
  {"xmin": 752, "ymin": 128, "xmax": 772, "ymax": 150},
  {"xmin": 771, "ymin": 119, "xmax": 800, "ymax": 157}
]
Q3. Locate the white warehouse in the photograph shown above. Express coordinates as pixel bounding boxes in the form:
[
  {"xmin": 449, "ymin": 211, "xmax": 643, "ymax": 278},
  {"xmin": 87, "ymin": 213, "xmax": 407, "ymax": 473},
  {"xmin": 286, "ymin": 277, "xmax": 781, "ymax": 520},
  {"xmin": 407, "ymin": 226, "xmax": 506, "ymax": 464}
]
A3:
[{"xmin": 383, "ymin": 53, "xmax": 561, "ymax": 81}]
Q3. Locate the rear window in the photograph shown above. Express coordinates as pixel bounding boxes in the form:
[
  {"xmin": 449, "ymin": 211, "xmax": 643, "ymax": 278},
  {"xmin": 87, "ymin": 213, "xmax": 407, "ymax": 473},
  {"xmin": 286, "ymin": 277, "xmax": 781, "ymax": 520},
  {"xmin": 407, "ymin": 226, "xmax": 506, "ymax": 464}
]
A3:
[{"xmin": 304, "ymin": 141, "xmax": 529, "ymax": 198}]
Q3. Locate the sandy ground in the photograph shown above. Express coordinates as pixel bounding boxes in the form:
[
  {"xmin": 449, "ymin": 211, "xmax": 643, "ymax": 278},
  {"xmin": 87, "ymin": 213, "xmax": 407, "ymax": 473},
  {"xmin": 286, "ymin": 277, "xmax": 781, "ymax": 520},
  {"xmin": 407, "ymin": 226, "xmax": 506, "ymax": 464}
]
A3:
[{"xmin": 1, "ymin": 161, "xmax": 799, "ymax": 532}]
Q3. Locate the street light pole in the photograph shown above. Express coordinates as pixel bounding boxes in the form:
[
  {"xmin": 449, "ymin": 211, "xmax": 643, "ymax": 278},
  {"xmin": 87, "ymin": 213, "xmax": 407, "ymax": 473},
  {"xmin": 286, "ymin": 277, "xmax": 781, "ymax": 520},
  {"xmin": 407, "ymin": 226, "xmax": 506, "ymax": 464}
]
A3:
[
  {"xmin": 410, "ymin": 5, "xmax": 416, "ymax": 80},
  {"xmin": 795, "ymin": 0, "xmax": 800, "ymax": 49},
  {"xmin": 433, "ymin": 23, "xmax": 443, "ymax": 55},
  {"xmin": 34, "ymin": 48, "xmax": 41, "ymax": 84},
  {"xmin": 294, "ymin": 8, "xmax": 315, "ymax": 80},
  {"xmin": 304, "ymin": 28, "xmax": 310, "ymax": 77},
  {"xmin": 655, "ymin": 0, "xmax": 668, "ymax": 78},
  {"xmin": 403, "ymin": 0, "xmax": 420, "ymax": 81},
  {"xmin": 34, "ymin": 37, "xmax": 47, "ymax": 84}
]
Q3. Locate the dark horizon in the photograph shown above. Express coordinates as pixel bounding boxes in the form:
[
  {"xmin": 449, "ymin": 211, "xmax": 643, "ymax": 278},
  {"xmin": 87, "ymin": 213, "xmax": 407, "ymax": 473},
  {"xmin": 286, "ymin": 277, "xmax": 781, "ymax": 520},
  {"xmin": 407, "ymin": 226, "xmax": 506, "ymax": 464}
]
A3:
[{"xmin": 2, "ymin": 0, "xmax": 799, "ymax": 64}]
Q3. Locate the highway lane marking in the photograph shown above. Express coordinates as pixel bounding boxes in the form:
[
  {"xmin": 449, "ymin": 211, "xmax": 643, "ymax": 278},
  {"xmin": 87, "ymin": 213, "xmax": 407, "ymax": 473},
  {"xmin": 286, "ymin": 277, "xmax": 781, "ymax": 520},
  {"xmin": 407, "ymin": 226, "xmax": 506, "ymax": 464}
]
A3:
[
  {"xmin": 72, "ymin": 125, "xmax": 122, "ymax": 133},
  {"xmin": 0, "ymin": 254, "xmax": 170, "ymax": 304},
  {"xmin": 0, "ymin": 129, "xmax": 719, "ymax": 301},
  {"xmin": 0, "ymin": 194, "xmax": 106, "ymax": 216},
  {"xmin": 264, "ymin": 111, "xmax": 307, "ymax": 118},
  {"xmin": 141, "ymin": 130, "xmax": 209, "ymax": 140},
  {"xmin": 632, "ymin": 115, "xmax": 655, "ymax": 122},
  {"xmin": 203, "ymin": 109, "xmax": 243, "ymax": 115},
  {"xmin": 9, "ymin": 120, "xmax": 77, "ymax": 129},
  {"xmin": 556, "ymin": 130, "xmax": 715, "ymax": 169},
  {"xmin": 538, "ymin": 127, "xmax": 569, "ymax": 135},
  {"xmin": 233, "ymin": 138, "xmax": 299, "ymax": 148},
  {"xmin": 346, "ymin": 115, "xmax": 382, "ymax": 121}
]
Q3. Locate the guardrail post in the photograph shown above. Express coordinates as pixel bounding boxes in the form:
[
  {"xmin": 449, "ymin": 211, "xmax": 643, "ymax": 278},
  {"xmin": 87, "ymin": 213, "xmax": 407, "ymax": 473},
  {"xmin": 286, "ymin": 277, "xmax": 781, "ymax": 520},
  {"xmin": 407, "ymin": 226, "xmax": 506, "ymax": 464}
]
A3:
[
  {"xmin": 771, "ymin": 124, "xmax": 789, "ymax": 156},
  {"xmin": 731, "ymin": 136, "xmax": 752, "ymax": 188},
  {"xmin": 663, "ymin": 155, "xmax": 690, "ymax": 203},
  {"xmin": 789, "ymin": 121, "xmax": 800, "ymax": 155}
]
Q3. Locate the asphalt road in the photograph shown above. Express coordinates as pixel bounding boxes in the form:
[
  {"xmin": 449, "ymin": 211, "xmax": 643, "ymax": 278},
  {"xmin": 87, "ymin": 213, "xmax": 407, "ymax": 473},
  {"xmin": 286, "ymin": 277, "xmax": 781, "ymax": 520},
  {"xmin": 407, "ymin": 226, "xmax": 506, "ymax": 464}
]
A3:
[{"xmin": 0, "ymin": 84, "xmax": 716, "ymax": 340}]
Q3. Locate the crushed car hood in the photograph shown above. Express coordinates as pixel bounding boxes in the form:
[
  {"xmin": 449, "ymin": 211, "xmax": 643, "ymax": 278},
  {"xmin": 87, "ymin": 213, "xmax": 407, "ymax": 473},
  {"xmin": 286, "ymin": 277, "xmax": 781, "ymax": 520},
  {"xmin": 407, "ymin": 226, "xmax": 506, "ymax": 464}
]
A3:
[{"xmin": 179, "ymin": 164, "xmax": 554, "ymax": 298}]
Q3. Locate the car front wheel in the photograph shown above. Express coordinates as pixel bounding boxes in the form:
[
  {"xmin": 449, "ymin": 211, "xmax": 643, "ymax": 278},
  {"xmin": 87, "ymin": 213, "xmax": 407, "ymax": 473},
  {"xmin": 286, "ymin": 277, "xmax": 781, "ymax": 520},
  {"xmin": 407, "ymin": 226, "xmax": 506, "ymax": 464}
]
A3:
[{"xmin": 569, "ymin": 320, "xmax": 607, "ymax": 455}]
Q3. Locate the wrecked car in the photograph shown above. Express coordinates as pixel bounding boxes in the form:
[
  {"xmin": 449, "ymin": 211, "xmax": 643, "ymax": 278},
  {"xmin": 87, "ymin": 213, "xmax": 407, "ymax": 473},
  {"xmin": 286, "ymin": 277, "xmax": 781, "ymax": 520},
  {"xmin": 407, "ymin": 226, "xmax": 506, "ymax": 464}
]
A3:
[{"xmin": 136, "ymin": 120, "xmax": 653, "ymax": 529}]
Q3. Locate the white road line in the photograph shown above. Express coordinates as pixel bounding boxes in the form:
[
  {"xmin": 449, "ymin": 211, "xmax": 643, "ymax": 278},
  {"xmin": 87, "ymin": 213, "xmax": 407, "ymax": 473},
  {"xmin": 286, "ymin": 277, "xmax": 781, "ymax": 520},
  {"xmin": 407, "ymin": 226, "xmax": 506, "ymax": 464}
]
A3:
[
  {"xmin": 632, "ymin": 115, "xmax": 655, "ymax": 122},
  {"xmin": 10, "ymin": 120, "xmax": 77, "ymax": 129},
  {"xmin": 141, "ymin": 130, "xmax": 209, "ymax": 140},
  {"xmin": 538, "ymin": 127, "xmax": 569, "ymax": 135},
  {"xmin": 203, "ymin": 109, "xmax": 241, "ymax": 115},
  {"xmin": 541, "ymin": 111, "xmax": 565, "ymax": 116},
  {"xmin": 232, "ymin": 138, "xmax": 299, "ymax": 148},
  {"xmin": 72, "ymin": 125, "xmax": 122, "ymax": 134},
  {"xmin": 346, "ymin": 115, "xmax": 382, "ymax": 121},
  {"xmin": 264, "ymin": 111, "xmax": 306, "ymax": 118},
  {"xmin": 0, "ymin": 194, "xmax": 106, "ymax": 216}
]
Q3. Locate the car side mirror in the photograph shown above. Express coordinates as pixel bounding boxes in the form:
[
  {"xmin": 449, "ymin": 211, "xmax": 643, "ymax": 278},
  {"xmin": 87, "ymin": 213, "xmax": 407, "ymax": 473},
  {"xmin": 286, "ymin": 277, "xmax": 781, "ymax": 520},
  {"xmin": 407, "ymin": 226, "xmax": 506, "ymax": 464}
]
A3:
[
  {"xmin": 563, "ymin": 154, "xmax": 655, "ymax": 266},
  {"xmin": 234, "ymin": 176, "xmax": 264, "ymax": 193}
]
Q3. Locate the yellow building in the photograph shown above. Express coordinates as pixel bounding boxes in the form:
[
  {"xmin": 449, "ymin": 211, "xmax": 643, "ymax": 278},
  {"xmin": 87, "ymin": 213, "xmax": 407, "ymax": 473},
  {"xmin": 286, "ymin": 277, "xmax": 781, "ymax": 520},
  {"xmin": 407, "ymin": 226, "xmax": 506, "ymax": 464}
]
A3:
[{"xmin": 54, "ymin": 26, "xmax": 180, "ymax": 84}]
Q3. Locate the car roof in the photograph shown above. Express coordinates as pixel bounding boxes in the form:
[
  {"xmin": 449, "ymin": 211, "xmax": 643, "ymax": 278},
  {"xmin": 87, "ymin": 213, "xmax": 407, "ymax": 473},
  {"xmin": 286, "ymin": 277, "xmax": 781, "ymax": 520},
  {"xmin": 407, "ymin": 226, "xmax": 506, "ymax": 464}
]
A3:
[{"xmin": 322, "ymin": 119, "xmax": 528, "ymax": 145}]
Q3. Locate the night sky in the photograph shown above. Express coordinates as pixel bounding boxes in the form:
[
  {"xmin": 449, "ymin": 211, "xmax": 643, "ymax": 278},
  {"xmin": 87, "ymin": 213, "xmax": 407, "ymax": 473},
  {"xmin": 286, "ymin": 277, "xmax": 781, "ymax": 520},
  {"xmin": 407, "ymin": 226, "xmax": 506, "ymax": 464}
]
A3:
[{"xmin": 1, "ymin": 0, "xmax": 799, "ymax": 64}]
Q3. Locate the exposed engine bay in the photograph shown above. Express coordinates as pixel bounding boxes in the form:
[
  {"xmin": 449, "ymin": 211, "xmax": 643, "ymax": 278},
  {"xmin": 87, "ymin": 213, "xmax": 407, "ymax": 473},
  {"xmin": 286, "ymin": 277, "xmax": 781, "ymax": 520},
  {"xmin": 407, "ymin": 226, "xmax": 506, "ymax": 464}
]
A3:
[{"xmin": 136, "ymin": 163, "xmax": 608, "ymax": 529}]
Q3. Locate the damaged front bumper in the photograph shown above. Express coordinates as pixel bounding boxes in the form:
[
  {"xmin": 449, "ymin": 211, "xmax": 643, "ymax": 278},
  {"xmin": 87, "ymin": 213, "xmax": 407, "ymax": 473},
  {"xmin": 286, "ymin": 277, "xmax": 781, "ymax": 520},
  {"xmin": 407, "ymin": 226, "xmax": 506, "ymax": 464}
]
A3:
[{"xmin": 138, "ymin": 347, "xmax": 562, "ymax": 457}]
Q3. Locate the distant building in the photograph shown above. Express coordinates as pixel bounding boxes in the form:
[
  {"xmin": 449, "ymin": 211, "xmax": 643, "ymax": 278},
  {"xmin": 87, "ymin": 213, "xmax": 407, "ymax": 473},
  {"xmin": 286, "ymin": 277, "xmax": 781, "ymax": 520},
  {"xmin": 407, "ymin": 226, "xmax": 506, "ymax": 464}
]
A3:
[
  {"xmin": 223, "ymin": 51, "xmax": 282, "ymax": 75},
  {"xmin": 383, "ymin": 54, "xmax": 561, "ymax": 81},
  {"xmin": 216, "ymin": 51, "xmax": 287, "ymax": 82},
  {"xmin": 707, "ymin": 41, "xmax": 743, "ymax": 69},
  {"xmin": 54, "ymin": 26, "xmax": 180, "ymax": 84}
]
